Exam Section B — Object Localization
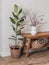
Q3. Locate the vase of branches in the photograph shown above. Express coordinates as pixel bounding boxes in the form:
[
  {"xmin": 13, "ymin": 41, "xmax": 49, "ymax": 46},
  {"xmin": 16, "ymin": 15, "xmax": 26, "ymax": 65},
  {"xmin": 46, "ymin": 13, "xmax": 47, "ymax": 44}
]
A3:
[
  {"xmin": 9, "ymin": 4, "xmax": 26, "ymax": 58},
  {"xmin": 28, "ymin": 11, "xmax": 45, "ymax": 35}
]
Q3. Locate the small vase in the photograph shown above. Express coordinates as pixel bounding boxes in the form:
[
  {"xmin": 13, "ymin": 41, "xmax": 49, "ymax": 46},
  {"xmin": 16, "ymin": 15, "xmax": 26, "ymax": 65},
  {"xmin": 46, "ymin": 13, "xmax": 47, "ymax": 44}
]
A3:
[{"xmin": 31, "ymin": 26, "xmax": 37, "ymax": 35}]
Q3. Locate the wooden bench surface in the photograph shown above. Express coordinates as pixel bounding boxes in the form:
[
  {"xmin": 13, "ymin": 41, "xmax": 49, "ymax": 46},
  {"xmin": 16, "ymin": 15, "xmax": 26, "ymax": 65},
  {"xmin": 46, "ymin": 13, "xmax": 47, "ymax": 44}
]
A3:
[{"xmin": 22, "ymin": 32, "xmax": 49, "ymax": 39}]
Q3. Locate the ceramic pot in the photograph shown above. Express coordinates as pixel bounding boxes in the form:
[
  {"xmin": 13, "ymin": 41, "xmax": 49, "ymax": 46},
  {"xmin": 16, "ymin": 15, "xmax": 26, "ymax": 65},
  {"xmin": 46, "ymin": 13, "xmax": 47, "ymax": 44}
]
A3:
[{"xmin": 31, "ymin": 26, "xmax": 37, "ymax": 35}]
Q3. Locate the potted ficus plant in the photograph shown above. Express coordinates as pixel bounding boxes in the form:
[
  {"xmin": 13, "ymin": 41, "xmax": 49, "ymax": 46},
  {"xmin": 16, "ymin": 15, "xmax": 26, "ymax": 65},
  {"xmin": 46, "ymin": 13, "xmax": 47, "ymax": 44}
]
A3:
[{"xmin": 9, "ymin": 4, "xmax": 26, "ymax": 58}]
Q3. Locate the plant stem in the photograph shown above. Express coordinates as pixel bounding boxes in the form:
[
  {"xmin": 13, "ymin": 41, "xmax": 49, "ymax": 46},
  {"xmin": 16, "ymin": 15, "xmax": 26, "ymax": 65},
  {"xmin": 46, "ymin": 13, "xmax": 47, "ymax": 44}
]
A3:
[{"xmin": 15, "ymin": 24, "xmax": 17, "ymax": 46}]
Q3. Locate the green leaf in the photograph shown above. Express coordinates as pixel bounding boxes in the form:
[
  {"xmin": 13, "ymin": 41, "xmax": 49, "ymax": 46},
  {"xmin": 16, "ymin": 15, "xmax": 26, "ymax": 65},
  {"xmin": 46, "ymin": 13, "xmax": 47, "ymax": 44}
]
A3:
[
  {"xmin": 16, "ymin": 32, "xmax": 21, "ymax": 35},
  {"xmin": 14, "ymin": 4, "xmax": 18, "ymax": 14},
  {"xmin": 18, "ymin": 8, "xmax": 22, "ymax": 15},
  {"xmin": 9, "ymin": 17, "xmax": 16, "ymax": 24},
  {"xmin": 19, "ymin": 27, "xmax": 24, "ymax": 30},
  {"xmin": 8, "ymin": 38, "xmax": 16, "ymax": 40},
  {"xmin": 16, "ymin": 30, "xmax": 21, "ymax": 35},
  {"xmin": 17, "ymin": 22, "xmax": 21, "ymax": 26},
  {"xmin": 18, "ymin": 16, "xmax": 26, "ymax": 23},
  {"xmin": 12, "ymin": 25, "xmax": 15, "ymax": 31},
  {"xmin": 16, "ymin": 19, "xmax": 24, "ymax": 26},
  {"xmin": 18, "ymin": 18, "xmax": 24, "ymax": 23},
  {"xmin": 12, "ymin": 12, "xmax": 18, "ymax": 19},
  {"xmin": 18, "ymin": 38, "xmax": 24, "ymax": 41},
  {"xmin": 18, "ymin": 38, "xmax": 25, "ymax": 41},
  {"xmin": 11, "ymin": 35, "xmax": 16, "ymax": 38},
  {"xmin": 21, "ymin": 16, "xmax": 26, "ymax": 19}
]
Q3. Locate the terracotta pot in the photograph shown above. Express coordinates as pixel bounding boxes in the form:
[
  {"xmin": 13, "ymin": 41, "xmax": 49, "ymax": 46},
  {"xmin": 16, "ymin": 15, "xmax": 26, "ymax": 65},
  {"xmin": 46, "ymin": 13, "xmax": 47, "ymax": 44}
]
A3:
[{"xmin": 10, "ymin": 46, "xmax": 21, "ymax": 59}]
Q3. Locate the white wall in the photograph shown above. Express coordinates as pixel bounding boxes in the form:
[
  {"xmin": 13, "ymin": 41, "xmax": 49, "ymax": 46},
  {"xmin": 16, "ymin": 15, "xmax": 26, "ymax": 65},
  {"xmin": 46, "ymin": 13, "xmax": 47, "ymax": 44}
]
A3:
[
  {"xmin": 1, "ymin": 0, "xmax": 49, "ymax": 57},
  {"xmin": 0, "ymin": 0, "xmax": 2, "ymax": 55}
]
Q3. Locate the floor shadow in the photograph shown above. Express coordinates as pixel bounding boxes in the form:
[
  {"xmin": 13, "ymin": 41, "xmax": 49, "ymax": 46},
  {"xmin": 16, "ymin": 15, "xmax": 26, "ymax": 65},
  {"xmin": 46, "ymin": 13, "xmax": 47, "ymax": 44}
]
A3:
[{"xmin": 30, "ymin": 48, "xmax": 49, "ymax": 56}]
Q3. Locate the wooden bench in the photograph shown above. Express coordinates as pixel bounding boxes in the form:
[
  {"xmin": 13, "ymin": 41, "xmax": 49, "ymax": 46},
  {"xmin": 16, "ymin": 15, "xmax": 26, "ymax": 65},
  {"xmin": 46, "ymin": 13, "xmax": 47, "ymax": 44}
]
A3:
[{"xmin": 22, "ymin": 32, "xmax": 49, "ymax": 57}]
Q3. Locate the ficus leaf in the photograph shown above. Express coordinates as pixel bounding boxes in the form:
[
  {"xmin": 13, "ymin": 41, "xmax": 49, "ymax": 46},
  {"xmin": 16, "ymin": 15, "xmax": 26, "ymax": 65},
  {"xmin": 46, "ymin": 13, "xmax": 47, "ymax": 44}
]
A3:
[
  {"xmin": 19, "ymin": 16, "xmax": 26, "ymax": 23},
  {"xmin": 21, "ymin": 16, "xmax": 26, "ymax": 19},
  {"xmin": 12, "ymin": 25, "xmax": 15, "ymax": 31},
  {"xmin": 18, "ymin": 38, "xmax": 24, "ymax": 41},
  {"xmin": 17, "ymin": 22, "xmax": 21, "ymax": 26},
  {"xmin": 9, "ymin": 17, "xmax": 16, "ymax": 24},
  {"xmin": 18, "ymin": 18, "xmax": 24, "ymax": 23},
  {"xmin": 16, "ymin": 30, "xmax": 21, "ymax": 35},
  {"xmin": 8, "ymin": 38, "xmax": 16, "ymax": 40},
  {"xmin": 20, "ymin": 27, "xmax": 24, "ymax": 30},
  {"xmin": 14, "ymin": 4, "xmax": 18, "ymax": 14},
  {"xmin": 12, "ymin": 12, "xmax": 18, "ymax": 20},
  {"xmin": 18, "ymin": 8, "xmax": 22, "ymax": 15},
  {"xmin": 11, "ymin": 35, "xmax": 16, "ymax": 38}
]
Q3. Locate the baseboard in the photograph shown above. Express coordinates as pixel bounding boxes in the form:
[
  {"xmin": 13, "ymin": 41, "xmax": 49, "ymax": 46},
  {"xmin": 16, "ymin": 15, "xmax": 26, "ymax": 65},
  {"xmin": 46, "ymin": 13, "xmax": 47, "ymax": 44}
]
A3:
[
  {"xmin": 1, "ymin": 51, "xmax": 11, "ymax": 57},
  {"xmin": 0, "ymin": 52, "xmax": 1, "ymax": 56}
]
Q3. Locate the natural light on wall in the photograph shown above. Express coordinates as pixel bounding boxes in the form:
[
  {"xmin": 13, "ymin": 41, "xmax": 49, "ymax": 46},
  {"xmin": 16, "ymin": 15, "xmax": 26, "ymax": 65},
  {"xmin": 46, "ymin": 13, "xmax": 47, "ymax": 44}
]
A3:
[{"xmin": 0, "ymin": 0, "xmax": 49, "ymax": 57}]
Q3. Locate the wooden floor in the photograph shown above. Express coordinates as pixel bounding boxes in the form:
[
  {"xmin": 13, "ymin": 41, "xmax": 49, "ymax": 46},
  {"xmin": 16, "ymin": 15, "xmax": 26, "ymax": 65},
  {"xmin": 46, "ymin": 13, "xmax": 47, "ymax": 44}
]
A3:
[{"xmin": 0, "ymin": 49, "xmax": 49, "ymax": 65}]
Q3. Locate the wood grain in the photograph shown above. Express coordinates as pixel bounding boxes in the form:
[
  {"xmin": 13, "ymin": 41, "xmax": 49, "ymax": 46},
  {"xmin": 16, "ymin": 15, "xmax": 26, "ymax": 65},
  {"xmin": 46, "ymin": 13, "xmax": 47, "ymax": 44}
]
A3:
[{"xmin": 22, "ymin": 32, "xmax": 49, "ymax": 57}]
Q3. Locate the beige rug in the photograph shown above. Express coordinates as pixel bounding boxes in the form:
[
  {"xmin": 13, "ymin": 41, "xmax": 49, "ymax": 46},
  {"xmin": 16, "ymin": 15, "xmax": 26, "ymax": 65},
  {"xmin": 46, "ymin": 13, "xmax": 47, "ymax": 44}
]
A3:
[{"xmin": 0, "ymin": 49, "xmax": 49, "ymax": 65}]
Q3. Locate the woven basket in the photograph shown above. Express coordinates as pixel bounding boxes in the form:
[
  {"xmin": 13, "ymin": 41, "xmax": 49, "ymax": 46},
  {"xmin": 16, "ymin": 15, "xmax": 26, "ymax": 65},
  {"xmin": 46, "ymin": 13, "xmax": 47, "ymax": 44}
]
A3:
[
  {"xmin": 31, "ymin": 40, "xmax": 46, "ymax": 49},
  {"xmin": 10, "ymin": 46, "xmax": 21, "ymax": 59}
]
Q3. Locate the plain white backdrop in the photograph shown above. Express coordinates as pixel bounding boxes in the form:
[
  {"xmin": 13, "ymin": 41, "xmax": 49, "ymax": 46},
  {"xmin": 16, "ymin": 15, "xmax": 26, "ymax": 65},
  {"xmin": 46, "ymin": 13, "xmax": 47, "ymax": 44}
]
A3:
[{"xmin": 0, "ymin": 0, "xmax": 49, "ymax": 57}]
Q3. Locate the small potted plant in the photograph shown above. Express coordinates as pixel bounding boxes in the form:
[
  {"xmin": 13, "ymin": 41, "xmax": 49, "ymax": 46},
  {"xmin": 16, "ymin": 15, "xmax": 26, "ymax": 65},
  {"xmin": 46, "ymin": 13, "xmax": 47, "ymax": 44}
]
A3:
[{"xmin": 9, "ymin": 4, "xmax": 26, "ymax": 59}]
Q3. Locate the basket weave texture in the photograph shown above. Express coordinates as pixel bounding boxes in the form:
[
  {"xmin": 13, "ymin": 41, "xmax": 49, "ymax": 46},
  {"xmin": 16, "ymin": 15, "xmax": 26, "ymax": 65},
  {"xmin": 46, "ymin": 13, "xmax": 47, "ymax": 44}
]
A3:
[{"xmin": 31, "ymin": 40, "xmax": 46, "ymax": 49}]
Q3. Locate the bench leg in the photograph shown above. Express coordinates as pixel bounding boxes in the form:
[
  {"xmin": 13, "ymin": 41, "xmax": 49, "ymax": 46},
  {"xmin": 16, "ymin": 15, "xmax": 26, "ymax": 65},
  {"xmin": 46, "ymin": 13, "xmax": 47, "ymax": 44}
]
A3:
[
  {"xmin": 26, "ymin": 38, "xmax": 31, "ymax": 57},
  {"xmin": 20, "ymin": 40, "xmax": 26, "ymax": 56},
  {"xmin": 47, "ymin": 37, "xmax": 49, "ymax": 49},
  {"xmin": 47, "ymin": 47, "xmax": 49, "ymax": 49}
]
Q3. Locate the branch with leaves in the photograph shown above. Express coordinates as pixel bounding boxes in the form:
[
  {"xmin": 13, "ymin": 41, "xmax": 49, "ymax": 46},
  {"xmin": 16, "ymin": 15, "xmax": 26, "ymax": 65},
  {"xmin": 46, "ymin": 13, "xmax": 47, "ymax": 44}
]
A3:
[
  {"xmin": 9, "ymin": 4, "xmax": 26, "ymax": 45},
  {"xmin": 28, "ymin": 11, "xmax": 45, "ymax": 26}
]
